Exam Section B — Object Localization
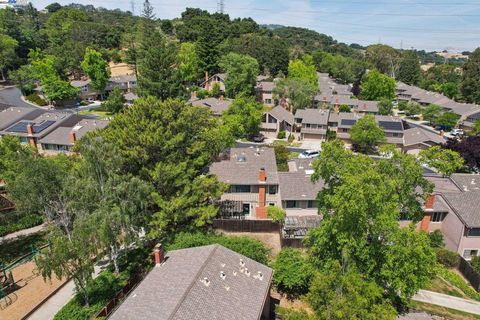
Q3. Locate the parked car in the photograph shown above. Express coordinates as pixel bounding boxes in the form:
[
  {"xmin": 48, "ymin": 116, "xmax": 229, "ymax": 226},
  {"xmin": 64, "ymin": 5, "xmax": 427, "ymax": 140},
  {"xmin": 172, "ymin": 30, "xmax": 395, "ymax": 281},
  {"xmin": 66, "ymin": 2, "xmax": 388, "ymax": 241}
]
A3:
[
  {"xmin": 298, "ymin": 150, "xmax": 320, "ymax": 159},
  {"xmin": 451, "ymin": 128, "xmax": 464, "ymax": 136},
  {"xmin": 250, "ymin": 133, "xmax": 265, "ymax": 143}
]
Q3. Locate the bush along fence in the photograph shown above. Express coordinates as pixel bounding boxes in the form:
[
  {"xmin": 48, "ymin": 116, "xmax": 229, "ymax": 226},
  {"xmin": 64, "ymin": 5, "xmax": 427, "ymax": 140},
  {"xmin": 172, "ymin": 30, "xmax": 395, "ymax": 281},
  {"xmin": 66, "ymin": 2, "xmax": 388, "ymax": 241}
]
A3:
[{"xmin": 459, "ymin": 257, "xmax": 480, "ymax": 291}]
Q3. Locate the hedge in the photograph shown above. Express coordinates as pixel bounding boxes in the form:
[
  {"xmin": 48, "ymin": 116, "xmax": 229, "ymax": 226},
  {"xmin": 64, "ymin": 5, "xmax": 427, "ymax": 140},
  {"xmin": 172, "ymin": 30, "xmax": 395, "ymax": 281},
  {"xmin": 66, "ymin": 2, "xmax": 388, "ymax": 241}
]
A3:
[
  {"xmin": 26, "ymin": 94, "xmax": 47, "ymax": 106},
  {"xmin": 435, "ymin": 248, "xmax": 460, "ymax": 268},
  {"xmin": 165, "ymin": 232, "xmax": 270, "ymax": 265},
  {"xmin": 0, "ymin": 214, "xmax": 43, "ymax": 237}
]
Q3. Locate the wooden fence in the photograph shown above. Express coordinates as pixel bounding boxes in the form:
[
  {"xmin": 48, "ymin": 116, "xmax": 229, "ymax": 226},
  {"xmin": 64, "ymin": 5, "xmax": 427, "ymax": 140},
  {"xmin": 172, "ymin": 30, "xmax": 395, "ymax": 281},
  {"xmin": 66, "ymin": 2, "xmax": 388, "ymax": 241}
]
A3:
[
  {"xmin": 212, "ymin": 219, "xmax": 281, "ymax": 233},
  {"xmin": 458, "ymin": 257, "xmax": 480, "ymax": 291},
  {"xmin": 93, "ymin": 272, "xmax": 147, "ymax": 319}
]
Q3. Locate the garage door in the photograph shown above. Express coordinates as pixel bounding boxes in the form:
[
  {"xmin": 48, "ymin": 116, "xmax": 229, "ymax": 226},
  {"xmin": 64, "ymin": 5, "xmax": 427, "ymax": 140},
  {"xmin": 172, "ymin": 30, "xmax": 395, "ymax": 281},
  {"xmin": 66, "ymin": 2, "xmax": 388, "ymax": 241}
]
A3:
[{"xmin": 303, "ymin": 134, "xmax": 324, "ymax": 141}]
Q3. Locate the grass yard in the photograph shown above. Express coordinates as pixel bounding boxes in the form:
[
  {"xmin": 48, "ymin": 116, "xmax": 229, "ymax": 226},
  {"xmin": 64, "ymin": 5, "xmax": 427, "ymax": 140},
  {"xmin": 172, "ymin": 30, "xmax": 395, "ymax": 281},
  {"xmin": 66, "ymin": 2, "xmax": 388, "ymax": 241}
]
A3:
[
  {"xmin": 78, "ymin": 109, "xmax": 111, "ymax": 119},
  {"xmin": 411, "ymin": 301, "xmax": 480, "ymax": 320},
  {"xmin": 425, "ymin": 275, "xmax": 470, "ymax": 299},
  {"xmin": 0, "ymin": 232, "xmax": 47, "ymax": 265}
]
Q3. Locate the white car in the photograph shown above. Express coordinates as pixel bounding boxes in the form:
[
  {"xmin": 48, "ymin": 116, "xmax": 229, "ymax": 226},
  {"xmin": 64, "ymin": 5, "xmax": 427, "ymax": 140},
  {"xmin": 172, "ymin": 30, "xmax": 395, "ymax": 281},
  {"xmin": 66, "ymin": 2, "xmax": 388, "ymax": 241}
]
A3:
[
  {"xmin": 298, "ymin": 150, "xmax": 320, "ymax": 159},
  {"xmin": 451, "ymin": 128, "xmax": 464, "ymax": 136}
]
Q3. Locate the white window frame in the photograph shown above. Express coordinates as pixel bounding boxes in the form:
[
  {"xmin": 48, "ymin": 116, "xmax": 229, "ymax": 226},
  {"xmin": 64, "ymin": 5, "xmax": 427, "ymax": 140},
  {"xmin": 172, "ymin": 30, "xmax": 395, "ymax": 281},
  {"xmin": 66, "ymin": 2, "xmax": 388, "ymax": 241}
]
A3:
[{"xmin": 463, "ymin": 249, "xmax": 479, "ymax": 260}]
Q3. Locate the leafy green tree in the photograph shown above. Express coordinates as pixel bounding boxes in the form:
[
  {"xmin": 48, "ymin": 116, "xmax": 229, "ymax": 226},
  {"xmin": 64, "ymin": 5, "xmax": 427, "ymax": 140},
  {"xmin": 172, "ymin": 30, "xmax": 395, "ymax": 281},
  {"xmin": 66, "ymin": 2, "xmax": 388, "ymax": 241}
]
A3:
[
  {"xmin": 440, "ymin": 82, "xmax": 459, "ymax": 99},
  {"xmin": 218, "ymin": 52, "xmax": 259, "ymax": 98},
  {"xmin": 0, "ymin": 136, "xmax": 35, "ymax": 184},
  {"xmin": 436, "ymin": 111, "xmax": 460, "ymax": 129},
  {"xmin": 350, "ymin": 115, "xmax": 386, "ymax": 153},
  {"xmin": 288, "ymin": 55, "xmax": 318, "ymax": 87},
  {"xmin": 45, "ymin": 2, "xmax": 62, "ymax": 13},
  {"xmin": 429, "ymin": 230, "xmax": 444, "ymax": 248},
  {"xmin": 101, "ymin": 87, "xmax": 126, "ymax": 114},
  {"xmin": 273, "ymin": 78, "xmax": 316, "ymax": 112},
  {"xmin": 222, "ymin": 95, "xmax": 263, "ymax": 138},
  {"xmin": 273, "ymin": 248, "xmax": 314, "ymax": 297},
  {"xmin": 474, "ymin": 120, "xmax": 480, "ymax": 135},
  {"xmin": 360, "ymin": 70, "xmax": 396, "ymax": 101},
  {"xmin": 137, "ymin": 31, "xmax": 185, "ymax": 100},
  {"xmin": 267, "ymin": 206, "xmax": 286, "ymax": 223},
  {"xmin": 209, "ymin": 82, "xmax": 221, "ymax": 98},
  {"xmin": 308, "ymin": 141, "xmax": 435, "ymax": 306},
  {"xmin": 274, "ymin": 144, "xmax": 290, "ymax": 172},
  {"xmin": 422, "ymin": 104, "xmax": 442, "ymax": 124},
  {"xmin": 419, "ymin": 146, "xmax": 464, "ymax": 177},
  {"xmin": 378, "ymin": 99, "xmax": 393, "ymax": 115},
  {"xmin": 0, "ymin": 33, "xmax": 18, "ymax": 80},
  {"xmin": 9, "ymin": 65, "xmax": 36, "ymax": 95},
  {"xmin": 308, "ymin": 261, "xmax": 397, "ymax": 320},
  {"xmin": 365, "ymin": 44, "xmax": 399, "ymax": 76},
  {"xmin": 404, "ymin": 102, "xmax": 422, "ymax": 117},
  {"xmin": 397, "ymin": 50, "xmax": 421, "ymax": 85},
  {"xmin": 470, "ymin": 256, "xmax": 480, "ymax": 274},
  {"xmin": 461, "ymin": 47, "xmax": 480, "ymax": 104},
  {"xmin": 81, "ymin": 47, "xmax": 111, "ymax": 96},
  {"xmin": 339, "ymin": 104, "xmax": 351, "ymax": 113},
  {"xmin": 177, "ymin": 42, "xmax": 201, "ymax": 84},
  {"xmin": 98, "ymin": 98, "xmax": 234, "ymax": 238}
]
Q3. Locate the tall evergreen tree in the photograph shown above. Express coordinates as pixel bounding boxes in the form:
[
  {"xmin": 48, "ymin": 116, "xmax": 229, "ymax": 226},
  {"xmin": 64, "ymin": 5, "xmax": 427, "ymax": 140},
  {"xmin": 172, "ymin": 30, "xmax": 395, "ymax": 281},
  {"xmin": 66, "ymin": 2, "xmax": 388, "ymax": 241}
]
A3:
[
  {"xmin": 397, "ymin": 50, "xmax": 421, "ymax": 85},
  {"xmin": 461, "ymin": 48, "xmax": 480, "ymax": 104},
  {"xmin": 142, "ymin": 0, "xmax": 155, "ymax": 20}
]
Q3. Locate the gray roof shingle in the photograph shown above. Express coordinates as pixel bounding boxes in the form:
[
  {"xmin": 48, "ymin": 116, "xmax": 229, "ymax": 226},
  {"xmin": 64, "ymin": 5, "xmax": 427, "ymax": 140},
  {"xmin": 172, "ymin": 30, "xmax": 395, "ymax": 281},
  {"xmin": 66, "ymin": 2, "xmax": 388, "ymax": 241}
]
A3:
[
  {"xmin": 110, "ymin": 244, "xmax": 272, "ymax": 320},
  {"xmin": 403, "ymin": 127, "xmax": 446, "ymax": 147},
  {"xmin": 268, "ymin": 106, "xmax": 294, "ymax": 125},
  {"xmin": 38, "ymin": 118, "xmax": 109, "ymax": 146},
  {"xmin": 442, "ymin": 191, "xmax": 480, "ymax": 227},
  {"xmin": 295, "ymin": 109, "xmax": 329, "ymax": 125},
  {"xmin": 279, "ymin": 159, "xmax": 324, "ymax": 201}
]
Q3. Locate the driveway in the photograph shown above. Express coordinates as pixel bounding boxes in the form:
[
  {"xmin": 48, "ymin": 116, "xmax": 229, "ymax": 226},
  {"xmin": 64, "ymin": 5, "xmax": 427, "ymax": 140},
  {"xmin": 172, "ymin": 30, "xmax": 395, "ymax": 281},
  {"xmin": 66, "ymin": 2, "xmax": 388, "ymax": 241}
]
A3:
[{"xmin": 0, "ymin": 86, "xmax": 34, "ymax": 108}]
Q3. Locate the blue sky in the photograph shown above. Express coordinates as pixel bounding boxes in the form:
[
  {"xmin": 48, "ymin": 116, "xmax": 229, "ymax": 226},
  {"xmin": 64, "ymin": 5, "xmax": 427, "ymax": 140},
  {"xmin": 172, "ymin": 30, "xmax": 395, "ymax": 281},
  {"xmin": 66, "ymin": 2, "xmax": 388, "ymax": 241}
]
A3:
[{"xmin": 31, "ymin": 0, "xmax": 480, "ymax": 51}]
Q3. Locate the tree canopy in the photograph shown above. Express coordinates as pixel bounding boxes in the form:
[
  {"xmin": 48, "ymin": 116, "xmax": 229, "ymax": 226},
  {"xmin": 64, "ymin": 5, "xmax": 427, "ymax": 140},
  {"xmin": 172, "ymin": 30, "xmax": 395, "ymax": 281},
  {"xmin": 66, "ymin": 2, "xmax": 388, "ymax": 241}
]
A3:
[
  {"xmin": 360, "ymin": 70, "xmax": 396, "ymax": 101},
  {"xmin": 350, "ymin": 115, "xmax": 386, "ymax": 153},
  {"xmin": 218, "ymin": 52, "xmax": 259, "ymax": 98},
  {"xmin": 419, "ymin": 146, "xmax": 464, "ymax": 177},
  {"xmin": 222, "ymin": 94, "xmax": 263, "ymax": 138},
  {"xmin": 273, "ymin": 78, "xmax": 317, "ymax": 112},
  {"xmin": 461, "ymin": 48, "xmax": 480, "ymax": 104}
]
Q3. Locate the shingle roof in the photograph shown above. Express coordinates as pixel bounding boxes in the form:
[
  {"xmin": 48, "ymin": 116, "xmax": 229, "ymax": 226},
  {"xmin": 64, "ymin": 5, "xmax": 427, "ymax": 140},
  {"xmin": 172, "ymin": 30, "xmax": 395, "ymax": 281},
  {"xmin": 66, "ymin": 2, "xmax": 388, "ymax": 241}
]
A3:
[
  {"xmin": 110, "ymin": 244, "xmax": 272, "ymax": 320},
  {"xmin": 450, "ymin": 174, "xmax": 480, "ymax": 192},
  {"xmin": 70, "ymin": 79, "xmax": 91, "ymax": 87},
  {"xmin": 209, "ymin": 147, "xmax": 279, "ymax": 185},
  {"xmin": 295, "ymin": 109, "xmax": 329, "ymax": 125},
  {"xmin": 2, "ymin": 111, "xmax": 72, "ymax": 138},
  {"xmin": 279, "ymin": 159, "xmax": 324, "ymax": 200},
  {"xmin": 442, "ymin": 191, "xmax": 480, "ymax": 227},
  {"xmin": 268, "ymin": 106, "xmax": 294, "ymax": 125},
  {"xmin": 0, "ymin": 106, "xmax": 41, "ymax": 131},
  {"xmin": 258, "ymin": 81, "xmax": 274, "ymax": 92},
  {"xmin": 190, "ymin": 98, "xmax": 232, "ymax": 116},
  {"xmin": 403, "ymin": 127, "xmax": 446, "ymax": 147},
  {"xmin": 38, "ymin": 118, "xmax": 109, "ymax": 146}
]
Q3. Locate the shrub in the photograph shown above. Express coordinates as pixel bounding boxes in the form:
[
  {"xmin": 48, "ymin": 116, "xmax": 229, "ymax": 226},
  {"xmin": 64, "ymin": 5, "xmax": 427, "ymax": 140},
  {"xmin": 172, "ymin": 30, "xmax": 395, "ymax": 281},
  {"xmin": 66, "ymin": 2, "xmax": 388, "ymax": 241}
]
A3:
[
  {"xmin": 273, "ymin": 248, "xmax": 314, "ymax": 297},
  {"xmin": 435, "ymin": 248, "xmax": 460, "ymax": 268},
  {"xmin": 197, "ymin": 89, "xmax": 207, "ymax": 99},
  {"xmin": 26, "ymin": 94, "xmax": 47, "ymax": 106},
  {"xmin": 166, "ymin": 232, "xmax": 270, "ymax": 265},
  {"xmin": 470, "ymin": 256, "xmax": 480, "ymax": 274},
  {"xmin": 429, "ymin": 230, "xmax": 444, "ymax": 248},
  {"xmin": 267, "ymin": 206, "xmax": 286, "ymax": 223},
  {"xmin": 288, "ymin": 133, "xmax": 295, "ymax": 143},
  {"xmin": 277, "ymin": 130, "xmax": 286, "ymax": 139},
  {"xmin": 276, "ymin": 306, "xmax": 314, "ymax": 320},
  {"xmin": 0, "ymin": 214, "xmax": 44, "ymax": 237}
]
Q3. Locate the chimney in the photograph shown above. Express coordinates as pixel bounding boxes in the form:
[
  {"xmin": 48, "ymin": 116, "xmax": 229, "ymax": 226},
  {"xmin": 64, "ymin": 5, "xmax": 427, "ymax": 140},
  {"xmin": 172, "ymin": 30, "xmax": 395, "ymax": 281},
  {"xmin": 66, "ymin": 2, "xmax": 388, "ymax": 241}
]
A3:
[
  {"xmin": 420, "ymin": 194, "xmax": 435, "ymax": 231},
  {"xmin": 205, "ymin": 71, "xmax": 209, "ymax": 91},
  {"xmin": 334, "ymin": 98, "xmax": 339, "ymax": 113},
  {"xmin": 69, "ymin": 131, "xmax": 76, "ymax": 145},
  {"xmin": 257, "ymin": 167, "xmax": 267, "ymax": 219},
  {"xmin": 439, "ymin": 130, "xmax": 444, "ymax": 137},
  {"xmin": 153, "ymin": 243, "xmax": 165, "ymax": 265},
  {"xmin": 27, "ymin": 123, "xmax": 33, "ymax": 135}
]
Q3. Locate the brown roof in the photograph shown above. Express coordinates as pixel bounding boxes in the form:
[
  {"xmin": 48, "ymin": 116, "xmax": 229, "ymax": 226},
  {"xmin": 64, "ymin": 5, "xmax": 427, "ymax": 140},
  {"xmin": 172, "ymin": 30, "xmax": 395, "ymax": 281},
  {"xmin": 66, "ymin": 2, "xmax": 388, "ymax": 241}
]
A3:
[{"xmin": 110, "ymin": 245, "xmax": 272, "ymax": 320}]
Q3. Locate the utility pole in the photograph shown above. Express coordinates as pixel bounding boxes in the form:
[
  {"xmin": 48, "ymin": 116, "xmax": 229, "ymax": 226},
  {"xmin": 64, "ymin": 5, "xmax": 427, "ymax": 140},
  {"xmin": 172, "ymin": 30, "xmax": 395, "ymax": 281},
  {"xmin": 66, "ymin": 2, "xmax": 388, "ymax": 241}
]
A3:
[
  {"xmin": 217, "ymin": 0, "xmax": 225, "ymax": 14},
  {"xmin": 130, "ymin": 0, "xmax": 135, "ymax": 15}
]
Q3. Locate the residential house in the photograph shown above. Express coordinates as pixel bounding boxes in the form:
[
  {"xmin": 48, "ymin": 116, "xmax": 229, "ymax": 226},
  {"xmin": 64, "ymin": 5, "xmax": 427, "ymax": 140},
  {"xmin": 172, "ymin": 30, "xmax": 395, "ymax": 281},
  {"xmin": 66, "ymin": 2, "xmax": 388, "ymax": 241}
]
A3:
[
  {"xmin": 38, "ymin": 118, "xmax": 109, "ymax": 155},
  {"xmin": 200, "ymin": 72, "xmax": 226, "ymax": 92},
  {"xmin": 330, "ymin": 95, "xmax": 379, "ymax": 114},
  {"xmin": 209, "ymin": 147, "xmax": 281, "ymax": 219},
  {"xmin": 106, "ymin": 75, "xmax": 137, "ymax": 93},
  {"xmin": 256, "ymin": 81, "xmax": 275, "ymax": 106},
  {"xmin": 402, "ymin": 127, "xmax": 446, "ymax": 155},
  {"xmin": 190, "ymin": 96, "xmax": 232, "ymax": 116},
  {"xmin": 0, "ymin": 106, "xmax": 43, "ymax": 131},
  {"xmin": 261, "ymin": 106, "xmax": 294, "ymax": 138},
  {"xmin": 71, "ymin": 79, "xmax": 98, "ymax": 101},
  {"xmin": 110, "ymin": 244, "xmax": 273, "ymax": 320},
  {"xmin": 462, "ymin": 109, "xmax": 480, "ymax": 130},
  {"xmin": 375, "ymin": 115, "xmax": 405, "ymax": 147},
  {"xmin": 123, "ymin": 92, "xmax": 139, "ymax": 105},
  {"xmin": 278, "ymin": 158, "xmax": 324, "ymax": 216},
  {"xmin": 411, "ymin": 174, "xmax": 480, "ymax": 259},
  {"xmin": 294, "ymin": 108, "xmax": 329, "ymax": 141}
]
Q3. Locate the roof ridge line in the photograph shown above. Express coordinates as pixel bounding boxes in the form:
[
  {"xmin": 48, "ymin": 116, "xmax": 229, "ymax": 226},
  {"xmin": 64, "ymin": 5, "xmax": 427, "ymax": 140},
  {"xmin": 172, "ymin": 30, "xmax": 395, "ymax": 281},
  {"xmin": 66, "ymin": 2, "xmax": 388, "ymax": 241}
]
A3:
[{"xmin": 168, "ymin": 244, "xmax": 219, "ymax": 320}]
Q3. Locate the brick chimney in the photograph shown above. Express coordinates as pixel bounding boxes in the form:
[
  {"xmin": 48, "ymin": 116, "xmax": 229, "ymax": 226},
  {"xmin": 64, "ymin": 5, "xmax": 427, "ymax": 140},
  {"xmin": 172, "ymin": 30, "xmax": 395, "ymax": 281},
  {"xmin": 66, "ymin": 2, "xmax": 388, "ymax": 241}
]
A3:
[
  {"xmin": 439, "ymin": 130, "xmax": 444, "ymax": 137},
  {"xmin": 205, "ymin": 71, "xmax": 209, "ymax": 91},
  {"xmin": 26, "ymin": 123, "xmax": 37, "ymax": 149},
  {"xmin": 191, "ymin": 90, "xmax": 197, "ymax": 100},
  {"xmin": 257, "ymin": 168, "xmax": 267, "ymax": 219},
  {"xmin": 153, "ymin": 243, "xmax": 165, "ymax": 265},
  {"xmin": 27, "ymin": 123, "xmax": 34, "ymax": 135},
  {"xmin": 334, "ymin": 98, "xmax": 339, "ymax": 113},
  {"xmin": 258, "ymin": 84, "xmax": 263, "ymax": 103},
  {"xmin": 420, "ymin": 194, "xmax": 435, "ymax": 231},
  {"xmin": 69, "ymin": 131, "xmax": 76, "ymax": 145}
]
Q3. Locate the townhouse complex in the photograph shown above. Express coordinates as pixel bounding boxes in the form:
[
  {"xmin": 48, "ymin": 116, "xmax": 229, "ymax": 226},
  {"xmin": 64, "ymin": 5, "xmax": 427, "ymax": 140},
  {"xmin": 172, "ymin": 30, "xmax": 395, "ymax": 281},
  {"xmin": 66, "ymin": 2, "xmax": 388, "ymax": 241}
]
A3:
[
  {"xmin": 0, "ymin": 105, "xmax": 108, "ymax": 154},
  {"xmin": 209, "ymin": 146, "xmax": 480, "ymax": 260}
]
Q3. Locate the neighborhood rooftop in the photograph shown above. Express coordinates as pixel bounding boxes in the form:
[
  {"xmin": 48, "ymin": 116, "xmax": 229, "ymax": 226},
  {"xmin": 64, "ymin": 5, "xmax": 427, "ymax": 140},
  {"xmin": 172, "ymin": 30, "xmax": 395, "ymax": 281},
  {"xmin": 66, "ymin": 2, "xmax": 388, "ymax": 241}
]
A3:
[{"xmin": 110, "ymin": 244, "xmax": 272, "ymax": 320}]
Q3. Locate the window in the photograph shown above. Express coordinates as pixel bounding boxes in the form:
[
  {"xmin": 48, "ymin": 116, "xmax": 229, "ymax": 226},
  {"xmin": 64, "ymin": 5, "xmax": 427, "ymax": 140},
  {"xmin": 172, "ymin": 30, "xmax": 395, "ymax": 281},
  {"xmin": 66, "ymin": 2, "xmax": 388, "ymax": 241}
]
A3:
[
  {"xmin": 311, "ymin": 124, "xmax": 318, "ymax": 129},
  {"xmin": 463, "ymin": 249, "xmax": 479, "ymax": 260},
  {"xmin": 307, "ymin": 200, "xmax": 318, "ymax": 208},
  {"xmin": 286, "ymin": 200, "xmax": 298, "ymax": 208},
  {"xmin": 20, "ymin": 137, "xmax": 28, "ymax": 144},
  {"xmin": 265, "ymin": 99, "xmax": 272, "ymax": 104},
  {"xmin": 268, "ymin": 185, "xmax": 278, "ymax": 195},
  {"xmin": 231, "ymin": 185, "xmax": 251, "ymax": 193},
  {"xmin": 467, "ymin": 228, "xmax": 480, "ymax": 237},
  {"xmin": 268, "ymin": 116, "xmax": 277, "ymax": 123},
  {"xmin": 242, "ymin": 203, "xmax": 250, "ymax": 215},
  {"xmin": 268, "ymin": 203, "xmax": 275, "ymax": 206},
  {"xmin": 432, "ymin": 212, "xmax": 447, "ymax": 223}
]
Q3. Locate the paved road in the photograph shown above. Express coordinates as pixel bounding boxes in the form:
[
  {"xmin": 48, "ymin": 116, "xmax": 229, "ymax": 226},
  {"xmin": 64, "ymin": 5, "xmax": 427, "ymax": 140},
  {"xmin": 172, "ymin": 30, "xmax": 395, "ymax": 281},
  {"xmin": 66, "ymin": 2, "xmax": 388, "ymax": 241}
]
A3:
[
  {"xmin": 413, "ymin": 289, "xmax": 480, "ymax": 315},
  {"xmin": 0, "ymin": 86, "xmax": 34, "ymax": 108}
]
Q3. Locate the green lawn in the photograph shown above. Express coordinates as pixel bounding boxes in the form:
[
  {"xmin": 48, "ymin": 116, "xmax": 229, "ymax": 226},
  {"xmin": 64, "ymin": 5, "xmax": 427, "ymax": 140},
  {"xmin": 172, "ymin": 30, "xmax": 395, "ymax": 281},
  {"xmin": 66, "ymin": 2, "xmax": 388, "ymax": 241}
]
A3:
[
  {"xmin": 425, "ymin": 275, "xmax": 469, "ymax": 299},
  {"xmin": 410, "ymin": 301, "xmax": 480, "ymax": 320},
  {"xmin": 78, "ymin": 109, "xmax": 111, "ymax": 119}
]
